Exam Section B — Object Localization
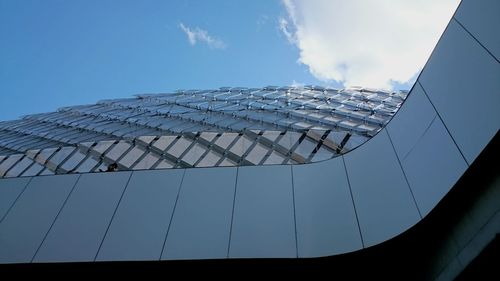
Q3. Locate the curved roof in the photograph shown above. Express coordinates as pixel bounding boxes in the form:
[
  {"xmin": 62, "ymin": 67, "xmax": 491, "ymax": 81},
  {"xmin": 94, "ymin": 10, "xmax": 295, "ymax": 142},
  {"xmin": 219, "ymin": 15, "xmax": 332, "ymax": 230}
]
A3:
[
  {"xmin": 0, "ymin": 0, "xmax": 498, "ymax": 264},
  {"xmin": 0, "ymin": 87, "xmax": 406, "ymax": 177}
]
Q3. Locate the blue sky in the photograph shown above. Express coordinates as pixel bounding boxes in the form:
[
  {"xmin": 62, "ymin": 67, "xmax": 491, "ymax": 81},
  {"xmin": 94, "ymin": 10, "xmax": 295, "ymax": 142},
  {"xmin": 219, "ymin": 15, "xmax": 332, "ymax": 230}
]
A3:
[
  {"xmin": 0, "ymin": 0, "xmax": 322, "ymax": 120},
  {"xmin": 0, "ymin": 0, "xmax": 459, "ymax": 121}
]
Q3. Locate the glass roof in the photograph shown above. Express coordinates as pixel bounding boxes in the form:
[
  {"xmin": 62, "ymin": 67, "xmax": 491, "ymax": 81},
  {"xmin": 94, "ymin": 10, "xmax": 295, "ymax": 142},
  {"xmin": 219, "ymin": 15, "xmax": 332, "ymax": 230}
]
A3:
[{"xmin": 0, "ymin": 86, "xmax": 407, "ymax": 178}]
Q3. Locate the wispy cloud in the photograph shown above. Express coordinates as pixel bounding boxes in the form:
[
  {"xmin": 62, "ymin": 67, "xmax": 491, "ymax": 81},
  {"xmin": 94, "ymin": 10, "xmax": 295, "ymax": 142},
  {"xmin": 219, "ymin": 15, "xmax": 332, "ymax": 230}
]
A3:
[
  {"xmin": 278, "ymin": 17, "xmax": 296, "ymax": 44},
  {"xmin": 179, "ymin": 23, "xmax": 226, "ymax": 50},
  {"xmin": 280, "ymin": 0, "xmax": 460, "ymax": 89}
]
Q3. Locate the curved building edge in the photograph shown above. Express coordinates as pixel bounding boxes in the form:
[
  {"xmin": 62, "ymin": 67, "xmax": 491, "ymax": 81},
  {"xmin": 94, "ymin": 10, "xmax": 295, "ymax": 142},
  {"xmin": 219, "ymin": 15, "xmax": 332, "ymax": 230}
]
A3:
[{"xmin": 0, "ymin": 0, "xmax": 498, "ymax": 264}]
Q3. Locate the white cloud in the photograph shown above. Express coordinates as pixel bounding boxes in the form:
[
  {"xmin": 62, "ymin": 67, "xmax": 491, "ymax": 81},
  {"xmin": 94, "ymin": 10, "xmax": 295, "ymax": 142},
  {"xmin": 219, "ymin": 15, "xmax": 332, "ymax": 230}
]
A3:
[
  {"xmin": 279, "ymin": 17, "xmax": 296, "ymax": 44},
  {"xmin": 179, "ymin": 23, "xmax": 226, "ymax": 49},
  {"xmin": 290, "ymin": 80, "xmax": 305, "ymax": 88},
  {"xmin": 281, "ymin": 0, "xmax": 460, "ymax": 89}
]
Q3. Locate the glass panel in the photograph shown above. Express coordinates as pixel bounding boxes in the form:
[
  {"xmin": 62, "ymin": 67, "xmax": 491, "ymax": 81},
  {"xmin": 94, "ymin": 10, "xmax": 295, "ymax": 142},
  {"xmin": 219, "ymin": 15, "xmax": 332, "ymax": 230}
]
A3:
[
  {"xmin": 33, "ymin": 148, "xmax": 57, "ymax": 165},
  {"xmin": 229, "ymin": 136, "xmax": 253, "ymax": 157},
  {"xmin": 152, "ymin": 136, "xmax": 177, "ymax": 151},
  {"xmin": 311, "ymin": 146, "xmax": 334, "ymax": 162},
  {"xmin": 60, "ymin": 151, "xmax": 86, "ymax": 172},
  {"xmin": 75, "ymin": 157, "xmax": 99, "ymax": 173},
  {"xmin": 263, "ymin": 151, "xmax": 286, "ymax": 165},
  {"xmin": 155, "ymin": 160, "xmax": 174, "ymax": 169},
  {"xmin": 261, "ymin": 131, "xmax": 282, "ymax": 142},
  {"xmin": 293, "ymin": 138, "xmax": 318, "ymax": 159},
  {"xmin": 45, "ymin": 147, "xmax": 76, "ymax": 171},
  {"xmin": 325, "ymin": 131, "xmax": 347, "ymax": 147},
  {"xmin": 39, "ymin": 168, "xmax": 55, "ymax": 175},
  {"xmin": 167, "ymin": 137, "xmax": 192, "ymax": 158},
  {"xmin": 218, "ymin": 158, "xmax": 236, "ymax": 167},
  {"xmin": 24, "ymin": 149, "xmax": 40, "ymax": 159},
  {"xmin": 118, "ymin": 146, "xmax": 146, "ymax": 168},
  {"xmin": 133, "ymin": 152, "xmax": 160, "ymax": 170},
  {"xmin": 105, "ymin": 141, "xmax": 131, "ymax": 161},
  {"xmin": 278, "ymin": 132, "xmax": 302, "ymax": 149},
  {"xmin": 5, "ymin": 157, "xmax": 33, "ymax": 177},
  {"xmin": 214, "ymin": 133, "xmax": 238, "ymax": 149},
  {"xmin": 92, "ymin": 141, "xmax": 116, "ymax": 154},
  {"xmin": 199, "ymin": 132, "xmax": 218, "ymax": 142},
  {"xmin": 181, "ymin": 143, "xmax": 206, "ymax": 165},
  {"xmin": 245, "ymin": 143, "xmax": 268, "ymax": 164},
  {"xmin": 136, "ymin": 136, "xmax": 157, "ymax": 145},
  {"xmin": 20, "ymin": 162, "xmax": 44, "ymax": 176},
  {"xmin": 196, "ymin": 151, "xmax": 221, "ymax": 167}
]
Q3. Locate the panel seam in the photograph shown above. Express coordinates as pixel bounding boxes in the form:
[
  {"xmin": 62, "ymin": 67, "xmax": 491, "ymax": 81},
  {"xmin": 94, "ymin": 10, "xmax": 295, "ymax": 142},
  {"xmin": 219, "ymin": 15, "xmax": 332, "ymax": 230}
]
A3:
[
  {"xmin": 452, "ymin": 17, "xmax": 500, "ymax": 64},
  {"xmin": 159, "ymin": 169, "xmax": 186, "ymax": 259},
  {"xmin": 0, "ymin": 177, "xmax": 33, "ymax": 224},
  {"xmin": 401, "ymin": 115, "xmax": 438, "ymax": 161},
  {"xmin": 385, "ymin": 129, "xmax": 423, "ymax": 218},
  {"xmin": 342, "ymin": 156, "xmax": 365, "ymax": 248},
  {"xmin": 290, "ymin": 165, "xmax": 299, "ymax": 258},
  {"xmin": 93, "ymin": 171, "xmax": 134, "ymax": 261},
  {"xmin": 226, "ymin": 166, "xmax": 239, "ymax": 258},
  {"xmin": 31, "ymin": 174, "xmax": 82, "ymax": 262},
  {"xmin": 418, "ymin": 81, "xmax": 470, "ymax": 166}
]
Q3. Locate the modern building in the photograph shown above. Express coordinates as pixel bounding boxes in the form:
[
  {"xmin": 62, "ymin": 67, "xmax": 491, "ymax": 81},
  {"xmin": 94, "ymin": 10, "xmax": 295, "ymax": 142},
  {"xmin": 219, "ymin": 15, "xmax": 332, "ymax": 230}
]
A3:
[{"xmin": 0, "ymin": 0, "xmax": 498, "ymax": 279}]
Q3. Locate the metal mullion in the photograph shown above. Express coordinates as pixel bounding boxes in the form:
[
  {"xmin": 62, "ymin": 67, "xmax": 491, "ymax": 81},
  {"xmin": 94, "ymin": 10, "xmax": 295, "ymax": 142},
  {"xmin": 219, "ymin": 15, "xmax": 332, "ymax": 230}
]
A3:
[
  {"xmin": 88, "ymin": 140, "xmax": 120, "ymax": 172},
  {"xmin": 191, "ymin": 134, "xmax": 222, "ymax": 167},
  {"xmin": 213, "ymin": 133, "xmax": 253, "ymax": 167},
  {"xmin": 255, "ymin": 131, "xmax": 287, "ymax": 165},
  {"xmin": 305, "ymin": 130, "xmax": 331, "ymax": 163},
  {"xmin": 53, "ymin": 147, "xmax": 80, "ymax": 174}
]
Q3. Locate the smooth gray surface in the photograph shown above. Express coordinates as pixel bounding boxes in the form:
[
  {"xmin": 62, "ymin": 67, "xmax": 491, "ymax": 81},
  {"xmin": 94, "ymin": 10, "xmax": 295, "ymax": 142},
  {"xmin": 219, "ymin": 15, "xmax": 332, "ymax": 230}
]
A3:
[
  {"xmin": 387, "ymin": 83, "xmax": 437, "ymax": 160},
  {"xmin": 0, "ymin": 175, "xmax": 78, "ymax": 263},
  {"xmin": 96, "ymin": 169, "xmax": 184, "ymax": 261},
  {"xmin": 0, "ymin": 177, "xmax": 30, "ymax": 221},
  {"xmin": 293, "ymin": 158, "xmax": 362, "ymax": 257},
  {"xmin": 399, "ymin": 118, "xmax": 468, "ymax": 216},
  {"xmin": 343, "ymin": 129, "xmax": 421, "ymax": 247},
  {"xmin": 419, "ymin": 20, "xmax": 500, "ymax": 164},
  {"xmin": 455, "ymin": 0, "xmax": 500, "ymax": 60},
  {"xmin": 229, "ymin": 165, "xmax": 296, "ymax": 258},
  {"xmin": 33, "ymin": 172, "xmax": 131, "ymax": 262},
  {"xmin": 163, "ymin": 167, "xmax": 236, "ymax": 260}
]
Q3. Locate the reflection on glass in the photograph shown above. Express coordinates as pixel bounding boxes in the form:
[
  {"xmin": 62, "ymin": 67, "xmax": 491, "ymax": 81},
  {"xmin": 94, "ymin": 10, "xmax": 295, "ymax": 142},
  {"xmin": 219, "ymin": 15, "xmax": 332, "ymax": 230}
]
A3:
[
  {"xmin": 245, "ymin": 143, "xmax": 268, "ymax": 164},
  {"xmin": 196, "ymin": 151, "xmax": 221, "ymax": 167},
  {"xmin": 167, "ymin": 137, "xmax": 192, "ymax": 158},
  {"xmin": 45, "ymin": 147, "xmax": 76, "ymax": 170},
  {"xmin": 75, "ymin": 156, "xmax": 99, "ymax": 173},
  {"xmin": 133, "ymin": 152, "xmax": 160, "ymax": 170},
  {"xmin": 60, "ymin": 151, "xmax": 86, "ymax": 172},
  {"xmin": 181, "ymin": 143, "xmax": 206, "ymax": 165},
  {"xmin": 21, "ymin": 162, "xmax": 45, "ymax": 176},
  {"xmin": 105, "ymin": 141, "xmax": 131, "ymax": 161},
  {"xmin": 119, "ymin": 146, "xmax": 146, "ymax": 168},
  {"xmin": 5, "ymin": 157, "xmax": 33, "ymax": 177}
]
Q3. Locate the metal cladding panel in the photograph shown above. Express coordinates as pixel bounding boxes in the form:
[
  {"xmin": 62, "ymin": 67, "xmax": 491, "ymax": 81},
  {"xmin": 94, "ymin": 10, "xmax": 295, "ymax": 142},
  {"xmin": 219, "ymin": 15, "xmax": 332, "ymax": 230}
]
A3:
[
  {"xmin": 343, "ymin": 129, "xmax": 421, "ymax": 247},
  {"xmin": 455, "ymin": 0, "xmax": 500, "ymax": 60},
  {"xmin": 96, "ymin": 169, "xmax": 184, "ymax": 261},
  {"xmin": 0, "ymin": 177, "xmax": 30, "ymax": 221},
  {"xmin": 387, "ymin": 83, "xmax": 437, "ymax": 160},
  {"xmin": 293, "ymin": 158, "xmax": 362, "ymax": 257},
  {"xmin": 229, "ymin": 165, "xmax": 296, "ymax": 258},
  {"xmin": 0, "ymin": 175, "xmax": 78, "ymax": 263},
  {"xmin": 33, "ymin": 172, "xmax": 131, "ymax": 262},
  {"xmin": 399, "ymin": 117, "xmax": 468, "ymax": 216},
  {"xmin": 419, "ymin": 20, "xmax": 500, "ymax": 164},
  {"xmin": 162, "ymin": 167, "xmax": 236, "ymax": 260}
]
